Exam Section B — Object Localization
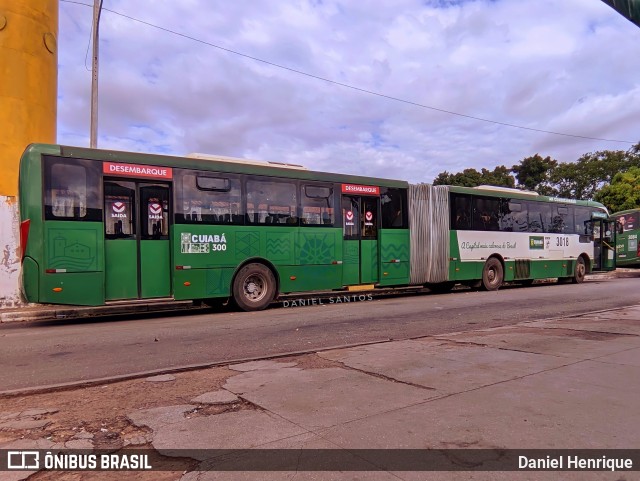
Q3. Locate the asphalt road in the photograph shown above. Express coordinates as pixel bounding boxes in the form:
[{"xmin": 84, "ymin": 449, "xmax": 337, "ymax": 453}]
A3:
[{"xmin": 1, "ymin": 275, "xmax": 640, "ymax": 392}]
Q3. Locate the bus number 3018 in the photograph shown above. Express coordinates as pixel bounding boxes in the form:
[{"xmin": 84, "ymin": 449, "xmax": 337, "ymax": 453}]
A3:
[{"xmin": 556, "ymin": 237, "xmax": 569, "ymax": 247}]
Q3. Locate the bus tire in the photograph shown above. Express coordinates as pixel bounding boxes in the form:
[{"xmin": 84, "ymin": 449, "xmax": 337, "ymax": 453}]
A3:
[
  {"xmin": 481, "ymin": 258, "xmax": 503, "ymax": 291},
  {"xmin": 233, "ymin": 263, "xmax": 277, "ymax": 311},
  {"xmin": 572, "ymin": 257, "xmax": 586, "ymax": 284}
]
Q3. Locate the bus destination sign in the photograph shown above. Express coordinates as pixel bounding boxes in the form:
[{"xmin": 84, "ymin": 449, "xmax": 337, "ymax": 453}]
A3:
[
  {"xmin": 341, "ymin": 184, "xmax": 380, "ymax": 195},
  {"xmin": 103, "ymin": 162, "xmax": 173, "ymax": 180}
]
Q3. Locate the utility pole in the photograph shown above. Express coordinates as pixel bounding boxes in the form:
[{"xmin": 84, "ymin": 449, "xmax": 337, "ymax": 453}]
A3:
[{"xmin": 90, "ymin": 0, "xmax": 103, "ymax": 148}]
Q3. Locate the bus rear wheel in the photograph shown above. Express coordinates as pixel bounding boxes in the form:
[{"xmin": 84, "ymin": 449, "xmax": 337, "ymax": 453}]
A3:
[
  {"xmin": 572, "ymin": 257, "xmax": 586, "ymax": 284},
  {"xmin": 481, "ymin": 258, "xmax": 503, "ymax": 291},
  {"xmin": 233, "ymin": 263, "xmax": 276, "ymax": 311}
]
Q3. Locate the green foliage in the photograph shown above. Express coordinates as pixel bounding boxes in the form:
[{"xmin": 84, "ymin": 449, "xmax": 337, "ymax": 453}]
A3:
[
  {"xmin": 551, "ymin": 150, "xmax": 638, "ymax": 200},
  {"xmin": 594, "ymin": 167, "xmax": 640, "ymax": 213},
  {"xmin": 511, "ymin": 154, "xmax": 557, "ymax": 194},
  {"xmin": 432, "ymin": 166, "xmax": 514, "ymax": 188},
  {"xmin": 432, "ymin": 142, "xmax": 640, "ymax": 202},
  {"xmin": 483, "ymin": 165, "xmax": 515, "ymax": 188}
]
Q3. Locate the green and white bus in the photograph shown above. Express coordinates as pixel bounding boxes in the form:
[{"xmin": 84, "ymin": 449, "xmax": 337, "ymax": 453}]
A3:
[
  {"xmin": 443, "ymin": 185, "xmax": 615, "ymax": 289},
  {"xmin": 611, "ymin": 209, "xmax": 640, "ymax": 267},
  {"xmin": 18, "ymin": 144, "xmax": 615, "ymax": 311}
]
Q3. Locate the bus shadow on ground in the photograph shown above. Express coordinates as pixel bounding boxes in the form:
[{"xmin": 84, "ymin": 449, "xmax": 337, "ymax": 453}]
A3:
[{"xmin": 18, "ymin": 304, "xmax": 228, "ymax": 328}]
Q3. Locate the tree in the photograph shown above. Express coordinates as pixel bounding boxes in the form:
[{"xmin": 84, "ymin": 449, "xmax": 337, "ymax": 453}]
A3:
[
  {"xmin": 551, "ymin": 149, "xmax": 640, "ymax": 200},
  {"xmin": 480, "ymin": 165, "xmax": 515, "ymax": 188},
  {"xmin": 550, "ymin": 162, "xmax": 581, "ymax": 199},
  {"xmin": 433, "ymin": 169, "xmax": 481, "ymax": 187},
  {"xmin": 511, "ymin": 154, "xmax": 557, "ymax": 195},
  {"xmin": 432, "ymin": 166, "xmax": 514, "ymax": 188},
  {"xmin": 594, "ymin": 167, "xmax": 640, "ymax": 213},
  {"xmin": 432, "ymin": 142, "xmax": 640, "ymax": 200}
]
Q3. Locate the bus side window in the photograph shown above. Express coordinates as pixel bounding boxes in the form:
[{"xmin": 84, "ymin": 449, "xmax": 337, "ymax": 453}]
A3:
[
  {"xmin": 246, "ymin": 179, "xmax": 298, "ymax": 225},
  {"xmin": 176, "ymin": 171, "xmax": 241, "ymax": 224},
  {"xmin": 574, "ymin": 207, "xmax": 592, "ymax": 235},
  {"xmin": 44, "ymin": 157, "xmax": 101, "ymax": 222},
  {"xmin": 500, "ymin": 201, "xmax": 527, "ymax": 232},
  {"xmin": 527, "ymin": 202, "xmax": 551, "ymax": 233},
  {"xmin": 302, "ymin": 185, "xmax": 334, "ymax": 226},
  {"xmin": 552, "ymin": 206, "xmax": 573, "ymax": 234},
  {"xmin": 451, "ymin": 194, "xmax": 471, "ymax": 230},
  {"xmin": 472, "ymin": 197, "xmax": 499, "ymax": 231},
  {"xmin": 380, "ymin": 188, "xmax": 407, "ymax": 229}
]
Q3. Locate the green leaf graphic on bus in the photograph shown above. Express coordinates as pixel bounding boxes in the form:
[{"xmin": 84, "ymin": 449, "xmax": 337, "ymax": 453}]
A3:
[{"xmin": 299, "ymin": 234, "xmax": 332, "ymax": 264}]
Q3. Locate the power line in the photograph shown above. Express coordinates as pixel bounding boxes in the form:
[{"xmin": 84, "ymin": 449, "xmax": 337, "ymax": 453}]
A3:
[{"xmin": 60, "ymin": 0, "xmax": 636, "ymax": 145}]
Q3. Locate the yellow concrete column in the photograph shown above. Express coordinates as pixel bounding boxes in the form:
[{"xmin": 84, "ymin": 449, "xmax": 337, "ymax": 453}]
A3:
[{"xmin": 0, "ymin": 0, "xmax": 58, "ymax": 196}]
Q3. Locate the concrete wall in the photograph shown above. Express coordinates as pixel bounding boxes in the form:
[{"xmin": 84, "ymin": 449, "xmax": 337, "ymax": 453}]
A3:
[{"xmin": 0, "ymin": 197, "xmax": 21, "ymax": 307}]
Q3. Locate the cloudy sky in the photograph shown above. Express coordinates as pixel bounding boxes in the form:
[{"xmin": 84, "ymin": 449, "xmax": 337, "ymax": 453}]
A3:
[{"xmin": 57, "ymin": 0, "xmax": 640, "ymax": 183}]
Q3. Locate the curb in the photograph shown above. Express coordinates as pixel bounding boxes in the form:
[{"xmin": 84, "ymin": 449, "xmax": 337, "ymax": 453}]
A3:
[{"xmin": 0, "ymin": 300, "xmax": 199, "ymax": 323}]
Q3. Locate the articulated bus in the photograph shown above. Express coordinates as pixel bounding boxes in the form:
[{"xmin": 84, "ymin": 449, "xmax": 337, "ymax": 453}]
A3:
[
  {"xmin": 611, "ymin": 209, "xmax": 640, "ymax": 267},
  {"xmin": 18, "ymin": 144, "xmax": 615, "ymax": 311}
]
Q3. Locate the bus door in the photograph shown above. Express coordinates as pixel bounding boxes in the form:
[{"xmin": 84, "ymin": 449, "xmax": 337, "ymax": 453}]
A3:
[
  {"xmin": 104, "ymin": 180, "xmax": 172, "ymax": 300},
  {"xmin": 588, "ymin": 217, "xmax": 616, "ymax": 271},
  {"xmin": 342, "ymin": 195, "xmax": 380, "ymax": 286}
]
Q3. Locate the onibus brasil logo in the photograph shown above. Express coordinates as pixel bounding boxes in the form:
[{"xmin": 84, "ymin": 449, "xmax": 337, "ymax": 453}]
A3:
[{"xmin": 6, "ymin": 450, "xmax": 152, "ymax": 470}]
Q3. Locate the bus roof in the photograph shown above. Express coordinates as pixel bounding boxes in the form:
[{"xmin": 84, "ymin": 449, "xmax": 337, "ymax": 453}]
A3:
[
  {"xmin": 23, "ymin": 143, "xmax": 408, "ymax": 189},
  {"xmin": 473, "ymin": 185, "xmax": 539, "ymax": 197},
  {"xmin": 448, "ymin": 184, "xmax": 608, "ymax": 210},
  {"xmin": 611, "ymin": 208, "xmax": 640, "ymax": 217},
  {"xmin": 186, "ymin": 152, "xmax": 309, "ymax": 171}
]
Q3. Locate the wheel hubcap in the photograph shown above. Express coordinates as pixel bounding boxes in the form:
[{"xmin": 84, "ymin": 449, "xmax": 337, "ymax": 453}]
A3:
[
  {"xmin": 244, "ymin": 275, "xmax": 266, "ymax": 301},
  {"xmin": 488, "ymin": 269, "xmax": 496, "ymax": 283}
]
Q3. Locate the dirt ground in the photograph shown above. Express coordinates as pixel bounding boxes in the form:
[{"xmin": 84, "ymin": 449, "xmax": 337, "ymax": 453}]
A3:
[{"xmin": 0, "ymin": 354, "xmax": 336, "ymax": 481}]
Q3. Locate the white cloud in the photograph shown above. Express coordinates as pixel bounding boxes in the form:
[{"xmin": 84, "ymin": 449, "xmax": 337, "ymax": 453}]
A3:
[{"xmin": 57, "ymin": 0, "xmax": 640, "ymax": 183}]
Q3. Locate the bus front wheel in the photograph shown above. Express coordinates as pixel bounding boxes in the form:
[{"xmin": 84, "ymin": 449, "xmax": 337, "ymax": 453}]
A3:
[
  {"xmin": 572, "ymin": 257, "xmax": 586, "ymax": 284},
  {"xmin": 233, "ymin": 263, "xmax": 277, "ymax": 311},
  {"xmin": 481, "ymin": 258, "xmax": 503, "ymax": 291}
]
